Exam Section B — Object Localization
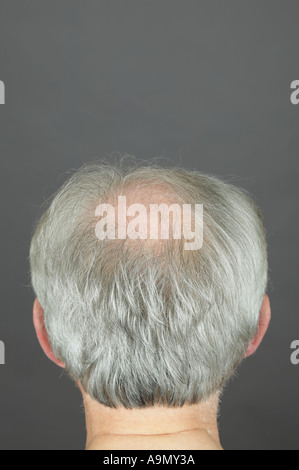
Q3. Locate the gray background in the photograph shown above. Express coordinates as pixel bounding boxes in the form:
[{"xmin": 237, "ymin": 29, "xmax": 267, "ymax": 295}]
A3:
[{"xmin": 0, "ymin": 0, "xmax": 298, "ymax": 450}]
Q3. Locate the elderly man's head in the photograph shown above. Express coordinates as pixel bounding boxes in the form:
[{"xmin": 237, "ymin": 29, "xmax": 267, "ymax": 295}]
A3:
[{"xmin": 30, "ymin": 161, "xmax": 269, "ymax": 409}]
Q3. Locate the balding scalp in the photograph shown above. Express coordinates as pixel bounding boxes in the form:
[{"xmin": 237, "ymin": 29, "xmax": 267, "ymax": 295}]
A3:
[{"xmin": 30, "ymin": 160, "xmax": 268, "ymax": 408}]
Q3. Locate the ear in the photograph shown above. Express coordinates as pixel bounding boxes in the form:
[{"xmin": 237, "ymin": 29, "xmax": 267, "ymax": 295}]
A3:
[
  {"xmin": 33, "ymin": 298, "xmax": 65, "ymax": 368},
  {"xmin": 245, "ymin": 294, "xmax": 271, "ymax": 358}
]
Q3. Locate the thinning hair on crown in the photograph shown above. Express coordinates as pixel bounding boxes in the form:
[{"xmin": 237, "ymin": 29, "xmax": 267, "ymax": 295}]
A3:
[{"xmin": 30, "ymin": 157, "xmax": 268, "ymax": 408}]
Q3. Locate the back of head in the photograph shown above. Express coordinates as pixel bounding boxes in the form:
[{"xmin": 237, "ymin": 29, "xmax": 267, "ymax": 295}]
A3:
[{"xmin": 30, "ymin": 160, "xmax": 268, "ymax": 408}]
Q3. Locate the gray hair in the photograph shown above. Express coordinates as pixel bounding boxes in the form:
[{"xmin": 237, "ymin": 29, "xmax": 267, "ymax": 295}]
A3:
[{"xmin": 30, "ymin": 159, "xmax": 268, "ymax": 408}]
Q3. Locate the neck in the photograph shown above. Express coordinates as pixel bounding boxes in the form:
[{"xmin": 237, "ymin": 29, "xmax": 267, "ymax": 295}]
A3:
[{"xmin": 81, "ymin": 390, "xmax": 222, "ymax": 450}]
